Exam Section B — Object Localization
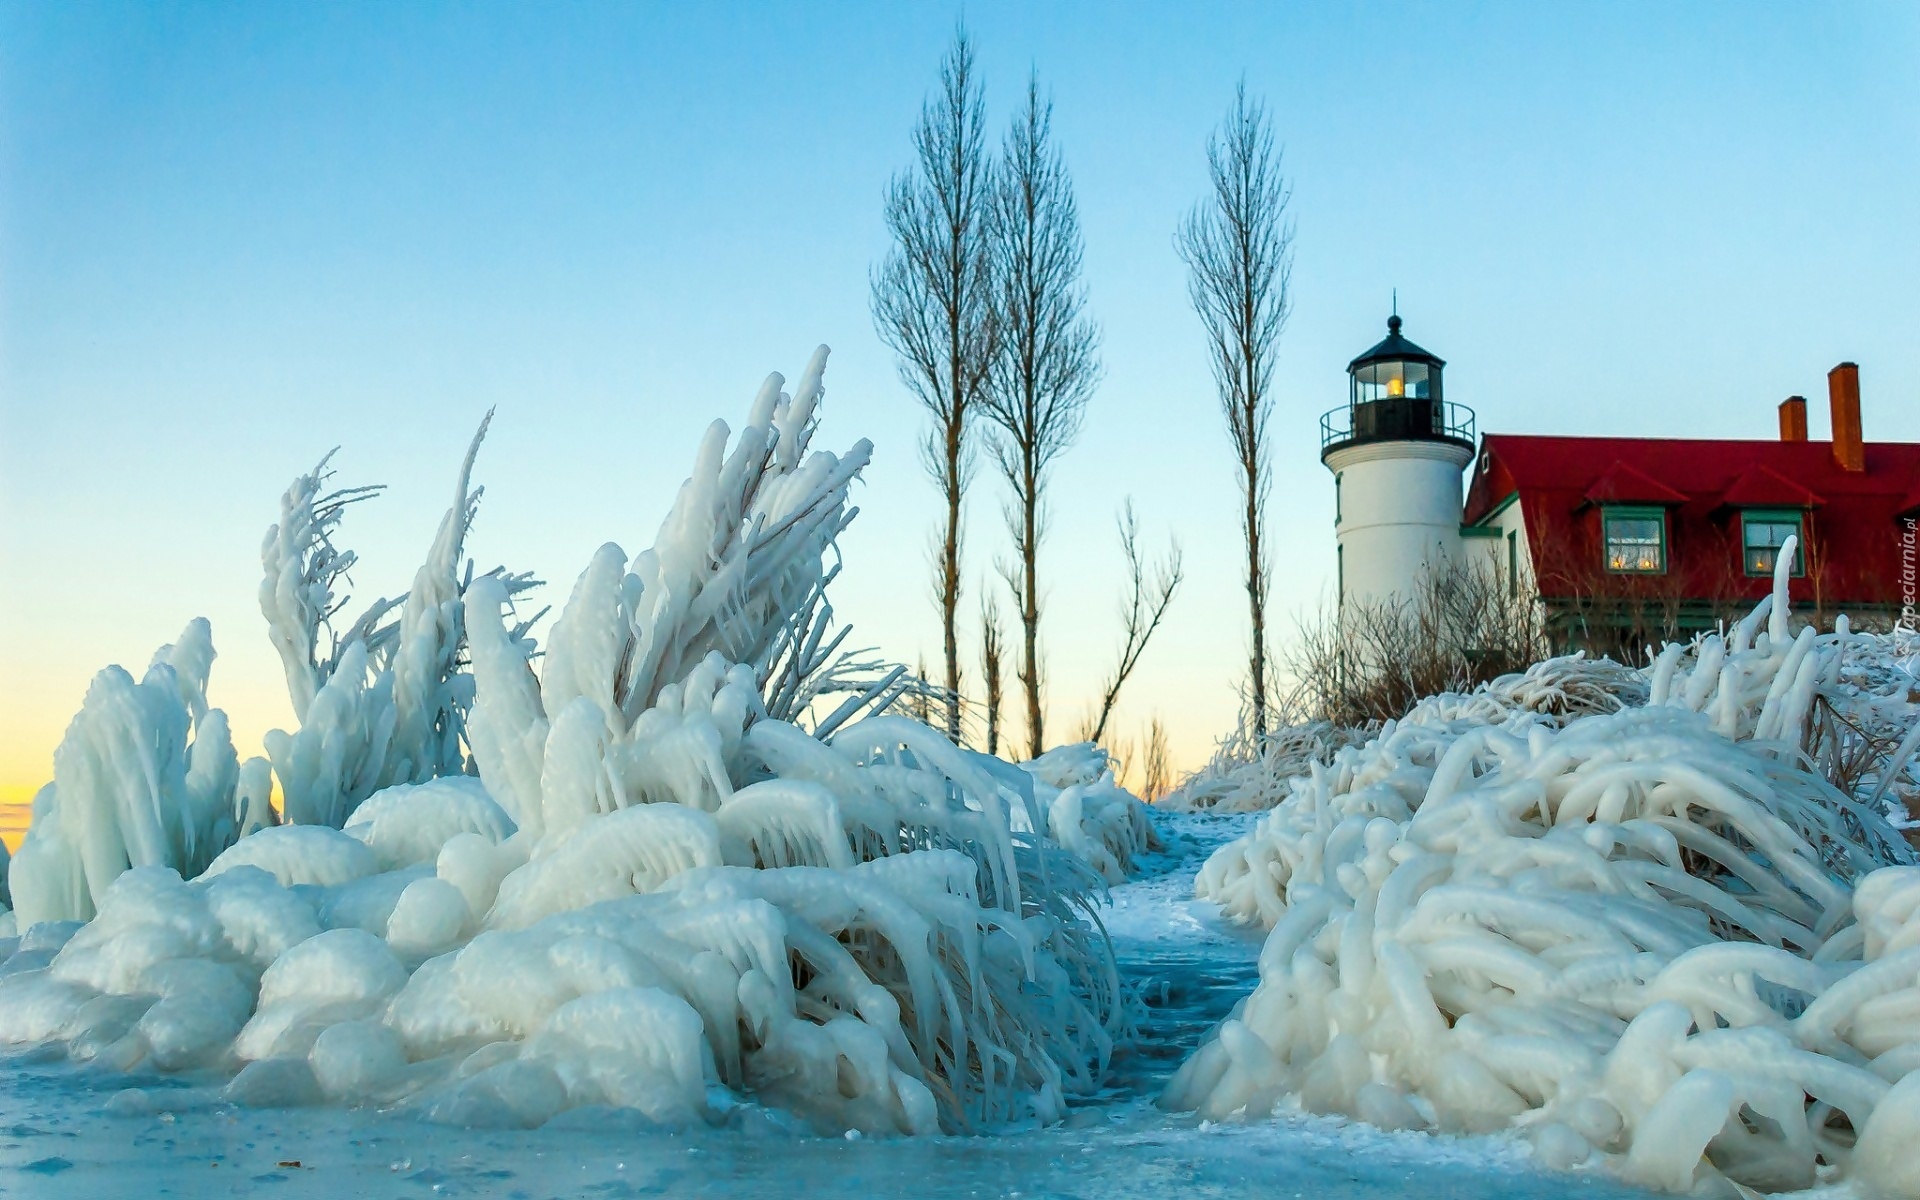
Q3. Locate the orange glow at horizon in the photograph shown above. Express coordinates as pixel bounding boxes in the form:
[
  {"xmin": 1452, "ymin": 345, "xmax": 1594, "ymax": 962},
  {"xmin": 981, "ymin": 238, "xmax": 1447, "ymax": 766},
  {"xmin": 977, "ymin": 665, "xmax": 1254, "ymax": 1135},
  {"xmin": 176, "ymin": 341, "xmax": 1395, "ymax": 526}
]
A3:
[{"xmin": 0, "ymin": 786, "xmax": 34, "ymax": 854}]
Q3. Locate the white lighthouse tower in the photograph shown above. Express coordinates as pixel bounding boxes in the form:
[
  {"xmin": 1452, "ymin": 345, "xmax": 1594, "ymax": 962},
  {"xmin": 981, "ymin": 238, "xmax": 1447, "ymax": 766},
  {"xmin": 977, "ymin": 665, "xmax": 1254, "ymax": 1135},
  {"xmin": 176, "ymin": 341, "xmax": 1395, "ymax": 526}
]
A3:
[{"xmin": 1321, "ymin": 315, "xmax": 1476, "ymax": 607}]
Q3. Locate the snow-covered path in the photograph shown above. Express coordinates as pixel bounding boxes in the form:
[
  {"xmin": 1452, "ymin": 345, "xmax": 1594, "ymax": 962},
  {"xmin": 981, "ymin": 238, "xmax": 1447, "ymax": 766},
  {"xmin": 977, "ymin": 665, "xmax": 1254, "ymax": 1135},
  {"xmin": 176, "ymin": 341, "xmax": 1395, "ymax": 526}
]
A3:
[{"xmin": 0, "ymin": 811, "xmax": 1658, "ymax": 1199}]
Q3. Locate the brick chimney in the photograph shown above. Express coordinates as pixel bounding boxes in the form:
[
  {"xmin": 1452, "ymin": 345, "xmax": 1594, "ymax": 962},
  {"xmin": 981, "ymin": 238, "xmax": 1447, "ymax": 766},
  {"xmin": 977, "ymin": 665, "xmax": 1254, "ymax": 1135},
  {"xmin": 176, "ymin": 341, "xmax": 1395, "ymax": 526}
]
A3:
[
  {"xmin": 1778, "ymin": 396, "xmax": 1807, "ymax": 442},
  {"xmin": 1829, "ymin": 362, "xmax": 1864, "ymax": 472}
]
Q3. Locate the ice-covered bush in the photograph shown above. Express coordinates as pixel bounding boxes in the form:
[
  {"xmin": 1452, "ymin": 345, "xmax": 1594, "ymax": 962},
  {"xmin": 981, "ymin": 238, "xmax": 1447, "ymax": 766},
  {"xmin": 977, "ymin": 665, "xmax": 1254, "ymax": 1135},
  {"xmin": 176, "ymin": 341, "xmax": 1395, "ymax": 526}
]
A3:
[
  {"xmin": 1165, "ymin": 653, "xmax": 1645, "ymax": 816},
  {"xmin": 0, "ymin": 349, "xmax": 1134, "ymax": 1136},
  {"xmin": 5, "ymin": 410, "xmax": 533, "ymax": 926},
  {"xmin": 261, "ymin": 416, "xmax": 538, "ymax": 829},
  {"xmin": 1022, "ymin": 743, "xmax": 1159, "ymax": 884},
  {"xmin": 1159, "ymin": 720, "xmax": 1361, "ymax": 814},
  {"xmin": 8, "ymin": 620, "xmax": 274, "ymax": 927},
  {"xmin": 1170, "ymin": 541, "xmax": 1920, "ymax": 1196},
  {"xmin": 1806, "ymin": 628, "xmax": 1920, "ymax": 822}
]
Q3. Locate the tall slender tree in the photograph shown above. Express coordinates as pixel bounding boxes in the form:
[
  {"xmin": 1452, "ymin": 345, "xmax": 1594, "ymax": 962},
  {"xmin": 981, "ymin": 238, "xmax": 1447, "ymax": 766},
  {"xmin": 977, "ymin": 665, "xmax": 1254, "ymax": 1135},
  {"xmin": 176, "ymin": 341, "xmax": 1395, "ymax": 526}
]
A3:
[
  {"xmin": 871, "ymin": 30, "xmax": 998, "ymax": 741},
  {"xmin": 1175, "ymin": 84, "xmax": 1294, "ymax": 736},
  {"xmin": 984, "ymin": 72, "xmax": 1100, "ymax": 760}
]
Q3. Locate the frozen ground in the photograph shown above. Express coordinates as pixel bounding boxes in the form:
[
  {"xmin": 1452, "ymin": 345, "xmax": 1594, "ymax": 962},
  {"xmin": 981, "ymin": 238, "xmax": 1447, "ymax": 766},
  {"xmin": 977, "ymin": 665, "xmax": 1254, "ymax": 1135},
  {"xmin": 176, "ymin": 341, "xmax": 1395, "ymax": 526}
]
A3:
[{"xmin": 0, "ymin": 810, "xmax": 1657, "ymax": 1200}]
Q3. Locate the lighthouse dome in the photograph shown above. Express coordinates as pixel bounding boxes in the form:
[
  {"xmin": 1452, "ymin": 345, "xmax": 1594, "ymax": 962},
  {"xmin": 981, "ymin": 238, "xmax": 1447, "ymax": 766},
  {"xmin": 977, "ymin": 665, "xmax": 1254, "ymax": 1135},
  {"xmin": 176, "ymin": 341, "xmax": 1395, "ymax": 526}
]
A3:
[{"xmin": 1322, "ymin": 314, "xmax": 1473, "ymax": 460}]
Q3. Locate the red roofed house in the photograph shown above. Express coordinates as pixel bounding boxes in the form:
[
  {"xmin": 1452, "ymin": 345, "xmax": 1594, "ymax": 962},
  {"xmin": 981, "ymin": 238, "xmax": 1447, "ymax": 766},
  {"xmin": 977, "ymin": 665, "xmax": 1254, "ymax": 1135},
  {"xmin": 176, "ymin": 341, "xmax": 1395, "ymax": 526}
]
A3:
[{"xmin": 1322, "ymin": 316, "xmax": 1919, "ymax": 655}]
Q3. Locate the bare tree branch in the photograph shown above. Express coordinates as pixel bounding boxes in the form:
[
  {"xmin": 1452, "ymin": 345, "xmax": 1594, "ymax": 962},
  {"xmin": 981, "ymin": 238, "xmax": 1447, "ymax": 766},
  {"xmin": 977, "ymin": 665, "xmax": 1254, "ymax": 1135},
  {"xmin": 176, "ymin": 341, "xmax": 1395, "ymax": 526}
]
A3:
[
  {"xmin": 870, "ymin": 27, "xmax": 998, "ymax": 741},
  {"xmin": 981, "ymin": 592, "xmax": 1006, "ymax": 756},
  {"xmin": 983, "ymin": 71, "xmax": 1101, "ymax": 761},
  {"xmin": 1281, "ymin": 558, "xmax": 1552, "ymax": 727},
  {"xmin": 1175, "ymin": 83, "xmax": 1293, "ymax": 736},
  {"xmin": 1084, "ymin": 501, "xmax": 1185, "ymax": 744}
]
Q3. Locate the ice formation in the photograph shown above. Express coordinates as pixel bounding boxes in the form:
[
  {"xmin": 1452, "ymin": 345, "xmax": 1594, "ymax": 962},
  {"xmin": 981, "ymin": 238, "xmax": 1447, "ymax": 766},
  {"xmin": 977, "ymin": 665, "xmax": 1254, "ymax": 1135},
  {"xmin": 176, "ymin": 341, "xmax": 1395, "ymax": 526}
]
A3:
[
  {"xmin": 260, "ymin": 414, "xmax": 538, "ymax": 830},
  {"xmin": 1163, "ymin": 655, "xmax": 1647, "ymax": 815},
  {"xmin": 7, "ymin": 620, "xmax": 275, "ymax": 928},
  {"xmin": 0, "ymin": 348, "xmax": 1143, "ymax": 1136},
  {"xmin": 1171, "ymin": 541, "xmax": 1920, "ymax": 1196},
  {"xmin": 1022, "ymin": 743, "xmax": 1160, "ymax": 885}
]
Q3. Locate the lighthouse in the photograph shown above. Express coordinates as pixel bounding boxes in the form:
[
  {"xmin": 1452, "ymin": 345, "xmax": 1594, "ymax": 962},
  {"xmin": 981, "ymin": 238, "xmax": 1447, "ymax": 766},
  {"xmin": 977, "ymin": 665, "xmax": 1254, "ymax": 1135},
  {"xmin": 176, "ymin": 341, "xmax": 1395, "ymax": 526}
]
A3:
[{"xmin": 1320, "ymin": 315, "xmax": 1476, "ymax": 608}]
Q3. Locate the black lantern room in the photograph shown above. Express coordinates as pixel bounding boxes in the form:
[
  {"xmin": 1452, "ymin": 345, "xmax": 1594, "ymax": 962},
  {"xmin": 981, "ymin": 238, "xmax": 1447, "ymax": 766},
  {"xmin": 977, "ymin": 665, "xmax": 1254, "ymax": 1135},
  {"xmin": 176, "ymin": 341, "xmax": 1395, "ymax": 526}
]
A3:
[{"xmin": 1320, "ymin": 315, "xmax": 1474, "ymax": 460}]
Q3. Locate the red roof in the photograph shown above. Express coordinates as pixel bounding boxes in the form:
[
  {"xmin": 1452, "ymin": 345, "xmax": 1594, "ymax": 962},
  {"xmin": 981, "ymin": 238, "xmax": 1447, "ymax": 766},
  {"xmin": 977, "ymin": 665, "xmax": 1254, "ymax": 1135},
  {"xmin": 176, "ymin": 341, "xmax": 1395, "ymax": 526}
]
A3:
[
  {"xmin": 1716, "ymin": 464, "xmax": 1825, "ymax": 510},
  {"xmin": 1581, "ymin": 460, "xmax": 1689, "ymax": 507},
  {"xmin": 1899, "ymin": 481, "xmax": 1920, "ymax": 519},
  {"xmin": 1465, "ymin": 435, "xmax": 1920, "ymax": 613}
]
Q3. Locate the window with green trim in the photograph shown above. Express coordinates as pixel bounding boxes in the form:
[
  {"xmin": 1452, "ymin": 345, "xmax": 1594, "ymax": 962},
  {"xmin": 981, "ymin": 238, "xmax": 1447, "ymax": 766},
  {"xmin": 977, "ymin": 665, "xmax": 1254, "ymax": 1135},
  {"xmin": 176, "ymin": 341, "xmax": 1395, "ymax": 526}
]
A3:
[
  {"xmin": 1602, "ymin": 506, "xmax": 1666, "ymax": 573},
  {"xmin": 1506, "ymin": 530, "xmax": 1518, "ymax": 597},
  {"xmin": 1741, "ymin": 510, "xmax": 1804, "ymax": 577},
  {"xmin": 1335, "ymin": 473, "xmax": 1342, "ymax": 525}
]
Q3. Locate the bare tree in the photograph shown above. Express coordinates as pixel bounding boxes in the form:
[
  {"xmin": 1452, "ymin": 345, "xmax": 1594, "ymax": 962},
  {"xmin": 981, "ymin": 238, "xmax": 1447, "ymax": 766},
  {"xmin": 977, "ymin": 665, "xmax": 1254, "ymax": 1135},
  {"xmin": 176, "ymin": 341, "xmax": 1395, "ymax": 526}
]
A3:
[
  {"xmin": 984, "ymin": 72, "xmax": 1101, "ymax": 760},
  {"xmin": 981, "ymin": 593, "xmax": 1007, "ymax": 756},
  {"xmin": 871, "ymin": 29, "xmax": 998, "ymax": 740},
  {"xmin": 1140, "ymin": 716, "xmax": 1173, "ymax": 802},
  {"xmin": 1083, "ymin": 501, "xmax": 1185, "ymax": 744},
  {"xmin": 1176, "ymin": 84, "xmax": 1293, "ymax": 736}
]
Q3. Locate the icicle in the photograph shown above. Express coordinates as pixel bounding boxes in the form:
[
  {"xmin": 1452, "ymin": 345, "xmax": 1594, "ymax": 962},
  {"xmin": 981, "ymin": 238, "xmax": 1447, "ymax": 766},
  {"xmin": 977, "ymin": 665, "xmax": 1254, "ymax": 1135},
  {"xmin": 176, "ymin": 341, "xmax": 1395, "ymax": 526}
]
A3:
[{"xmin": 1769, "ymin": 533, "xmax": 1798, "ymax": 649}]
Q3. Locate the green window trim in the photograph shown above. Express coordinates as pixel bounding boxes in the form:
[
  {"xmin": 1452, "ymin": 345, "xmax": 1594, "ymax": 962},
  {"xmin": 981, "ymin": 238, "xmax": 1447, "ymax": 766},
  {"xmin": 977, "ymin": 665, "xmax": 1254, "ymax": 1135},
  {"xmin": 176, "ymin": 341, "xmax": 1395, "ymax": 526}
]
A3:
[
  {"xmin": 1335, "ymin": 473, "xmax": 1342, "ymax": 526},
  {"xmin": 1601, "ymin": 505, "xmax": 1667, "ymax": 575},
  {"xmin": 1506, "ymin": 530, "xmax": 1519, "ymax": 597},
  {"xmin": 1740, "ymin": 508, "xmax": 1806, "ymax": 578}
]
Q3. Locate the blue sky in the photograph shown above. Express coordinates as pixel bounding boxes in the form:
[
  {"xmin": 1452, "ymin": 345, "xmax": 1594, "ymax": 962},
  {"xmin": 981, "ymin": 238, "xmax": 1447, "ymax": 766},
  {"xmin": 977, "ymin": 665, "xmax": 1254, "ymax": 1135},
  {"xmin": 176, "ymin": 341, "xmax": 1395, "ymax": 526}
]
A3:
[{"xmin": 3, "ymin": 1, "xmax": 1917, "ymax": 820}]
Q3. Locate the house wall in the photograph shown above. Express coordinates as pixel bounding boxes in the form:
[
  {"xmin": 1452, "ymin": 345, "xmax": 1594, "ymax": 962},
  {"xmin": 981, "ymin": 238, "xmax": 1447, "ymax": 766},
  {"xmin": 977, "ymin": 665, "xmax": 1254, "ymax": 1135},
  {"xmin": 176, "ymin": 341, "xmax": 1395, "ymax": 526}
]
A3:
[{"xmin": 1461, "ymin": 488, "xmax": 1536, "ymax": 600}]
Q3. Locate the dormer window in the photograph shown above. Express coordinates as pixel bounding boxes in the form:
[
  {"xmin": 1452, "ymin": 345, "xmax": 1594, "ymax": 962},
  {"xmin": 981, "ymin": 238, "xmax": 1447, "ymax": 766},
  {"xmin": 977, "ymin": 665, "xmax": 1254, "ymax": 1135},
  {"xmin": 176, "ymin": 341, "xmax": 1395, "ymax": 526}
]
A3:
[
  {"xmin": 1742, "ymin": 510, "xmax": 1804, "ymax": 577},
  {"xmin": 1603, "ymin": 506, "xmax": 1666, "ymax": 573}
]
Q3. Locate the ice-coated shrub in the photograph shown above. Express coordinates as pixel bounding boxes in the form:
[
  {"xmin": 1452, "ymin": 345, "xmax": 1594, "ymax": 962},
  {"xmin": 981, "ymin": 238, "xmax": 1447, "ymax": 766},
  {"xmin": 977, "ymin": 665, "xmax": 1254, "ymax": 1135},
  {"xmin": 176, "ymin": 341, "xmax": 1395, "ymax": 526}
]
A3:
[
  {"xmin": 8, "ymin": 620, "xmax": 275, "ymax": 927},
  {"xmin": 1022, "ymin": 742, "xmax": 1159, "ymax": 883},
  {"xmin": 1170, "ymin": 540, "xmax": 1920, "ymax": 1196},
  {"xmin": 0, "ymin": 349, "xmax": 1137, "ymax": 1135},
  {"xmin": 1164, "ymin": 653, "xmax": 1646, "ymax": 815}
]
